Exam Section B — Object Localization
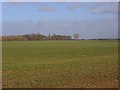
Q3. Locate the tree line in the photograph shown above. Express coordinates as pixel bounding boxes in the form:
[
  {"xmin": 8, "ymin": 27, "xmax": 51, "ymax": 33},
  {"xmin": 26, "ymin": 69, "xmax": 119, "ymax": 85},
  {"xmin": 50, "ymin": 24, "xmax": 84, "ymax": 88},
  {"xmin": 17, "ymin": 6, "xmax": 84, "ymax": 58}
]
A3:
[{"xmin": 2, "ymin": 33, "xmax": 72, "ymax": 41}]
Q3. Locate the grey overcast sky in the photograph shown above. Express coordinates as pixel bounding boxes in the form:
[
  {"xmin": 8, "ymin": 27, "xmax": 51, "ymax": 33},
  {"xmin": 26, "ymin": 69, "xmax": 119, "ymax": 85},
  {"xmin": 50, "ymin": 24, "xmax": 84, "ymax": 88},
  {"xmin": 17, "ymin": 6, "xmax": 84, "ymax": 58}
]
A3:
[{"xmin": 2, "ymin": 2, "xmax": 118, "ymax": 39}]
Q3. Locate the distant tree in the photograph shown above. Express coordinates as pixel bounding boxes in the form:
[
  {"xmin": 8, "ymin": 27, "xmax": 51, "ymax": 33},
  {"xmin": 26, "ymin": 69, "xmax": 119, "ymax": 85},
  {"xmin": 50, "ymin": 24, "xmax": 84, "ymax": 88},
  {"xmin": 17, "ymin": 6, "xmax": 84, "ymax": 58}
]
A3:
[
  {"xmin": 74, "ymin": 33, "xmax": 80, "ymax": 40},
  {"xmin": 0, "ymin": 36, "xmax": 2, "ymax": 41},
  {"xmin": 2, "ymin": 33, "xmax": 72, "ymax": 41}
]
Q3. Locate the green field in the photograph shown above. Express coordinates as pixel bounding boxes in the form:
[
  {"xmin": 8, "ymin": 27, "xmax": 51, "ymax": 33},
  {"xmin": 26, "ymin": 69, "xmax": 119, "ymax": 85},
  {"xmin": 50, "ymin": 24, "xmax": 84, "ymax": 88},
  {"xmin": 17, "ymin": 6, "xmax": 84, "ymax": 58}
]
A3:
[{"xmin": 2, "ymin": 40, "xmax": 118, "ymax": 88}]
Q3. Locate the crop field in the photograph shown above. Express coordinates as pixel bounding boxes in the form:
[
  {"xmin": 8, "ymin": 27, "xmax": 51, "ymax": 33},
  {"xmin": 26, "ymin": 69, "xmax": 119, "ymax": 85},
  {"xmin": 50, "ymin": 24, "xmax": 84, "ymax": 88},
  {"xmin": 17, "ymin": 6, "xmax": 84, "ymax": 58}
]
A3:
[{"xmin": 2, "ymin": 40, "xmax": 118, "ymax": 88}]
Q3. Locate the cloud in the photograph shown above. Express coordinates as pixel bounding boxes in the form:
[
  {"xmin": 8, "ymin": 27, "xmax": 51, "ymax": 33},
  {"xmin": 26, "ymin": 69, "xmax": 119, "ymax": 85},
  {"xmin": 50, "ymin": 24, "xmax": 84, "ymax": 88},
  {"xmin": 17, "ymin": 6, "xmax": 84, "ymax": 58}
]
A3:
[
  {"xmin": 90, "ymin": 3, "xmax": 118, "ymax": 14},
  {"xmin": 6, "ymin": 2, "xmax": 59, "ymax": 12},
  {"xmin": 2, "ymin": 17, "xmax": 118, "ymax": 39},
  {"xmin": 3, "ymin": 0, "xmax": 120, "ymax": 2},
  {"xmin": 5, "ymin": 2, "xmax": 35, "ymax": 7},
  {"xmin": 66, "ymin": 3, "xmax": 83, "ymax": 11},
  {"xmin": 37, "ymin": 5, "xmax": 58, "ymax": 12},
  {"xmin": 66, "ymin": 2, "xmax": 118, "ymax": 14}
]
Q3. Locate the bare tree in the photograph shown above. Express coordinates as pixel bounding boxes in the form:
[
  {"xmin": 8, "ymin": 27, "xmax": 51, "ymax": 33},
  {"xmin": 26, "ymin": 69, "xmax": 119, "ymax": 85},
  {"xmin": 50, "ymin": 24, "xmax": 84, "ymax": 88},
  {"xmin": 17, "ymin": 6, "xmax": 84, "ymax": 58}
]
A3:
[{"xmin": 74, "ymin": 33, "xmax": 80, "ymax": 40}]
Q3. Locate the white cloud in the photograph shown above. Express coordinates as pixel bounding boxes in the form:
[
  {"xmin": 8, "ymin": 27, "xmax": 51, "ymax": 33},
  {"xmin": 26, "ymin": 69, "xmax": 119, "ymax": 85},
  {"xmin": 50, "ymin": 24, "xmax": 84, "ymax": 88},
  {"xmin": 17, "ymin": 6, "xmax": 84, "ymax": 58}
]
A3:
[
  {"xmin": 91, "ymin": 3, "xmax": 118, "ymax": 14},
  {"xmin": 38, "ymin": 5, "xmax": 58, "ymax": 12},
  {"xmin": 66, "ymin": 3, "xmax": 83, "ymax": 11},
  {"xmin": 2, "ymin": 0, "xmax": 119, "ymax": 2}
]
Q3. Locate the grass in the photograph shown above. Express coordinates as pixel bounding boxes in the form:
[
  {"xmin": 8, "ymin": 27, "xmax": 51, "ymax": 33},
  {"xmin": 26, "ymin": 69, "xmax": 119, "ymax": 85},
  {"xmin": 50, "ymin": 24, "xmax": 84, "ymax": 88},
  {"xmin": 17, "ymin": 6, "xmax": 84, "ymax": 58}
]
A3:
[{"xmin": 2, "ymin": 40, "xmax": 118, "ymax": 88}]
